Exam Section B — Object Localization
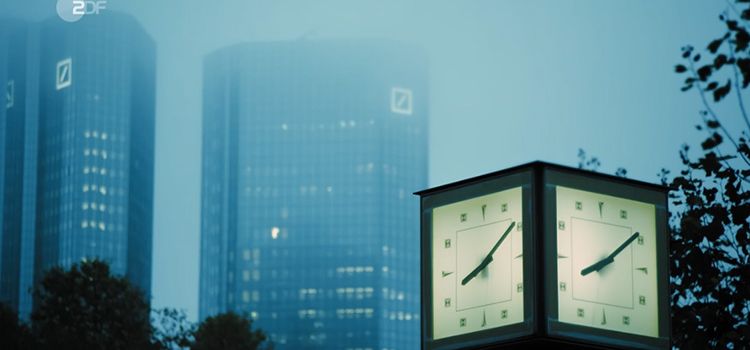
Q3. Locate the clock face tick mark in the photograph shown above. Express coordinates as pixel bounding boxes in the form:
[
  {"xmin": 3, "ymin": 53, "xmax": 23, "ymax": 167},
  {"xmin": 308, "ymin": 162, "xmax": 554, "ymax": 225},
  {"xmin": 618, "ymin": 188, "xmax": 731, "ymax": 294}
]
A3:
[
  {"xmin": 481, "ymin": 204, "xmax": 487, "ymax": 220},
  {"xmin": 598, "ymin": 201, "xmax": 604, "ymax": 218}
]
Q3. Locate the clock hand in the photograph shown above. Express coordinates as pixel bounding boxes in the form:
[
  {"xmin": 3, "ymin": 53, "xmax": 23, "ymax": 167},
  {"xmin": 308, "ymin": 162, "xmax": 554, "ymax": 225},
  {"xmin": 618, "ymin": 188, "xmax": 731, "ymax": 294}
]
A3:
[
  {"xmin": 580, "ymin": 232, "xmax": 640, "ymax": 276},
  {"xmin": 461, "ymin": 221, "xmax": 516, "ymax": 286}
]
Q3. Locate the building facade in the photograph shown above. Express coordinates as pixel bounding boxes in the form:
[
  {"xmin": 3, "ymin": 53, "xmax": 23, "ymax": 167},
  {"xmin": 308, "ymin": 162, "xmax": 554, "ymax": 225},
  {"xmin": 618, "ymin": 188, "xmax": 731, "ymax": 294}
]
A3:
[
  {"xmin": 33, "ymin": 12, "xmax": 156, "ymax": 296},
  {"xmin": 200, "ymin": 40, "xmax": 428, "ymax": 349},
  {"xmin": 0, "ymin": 18, "xmax": 35, "ymax": 318}
]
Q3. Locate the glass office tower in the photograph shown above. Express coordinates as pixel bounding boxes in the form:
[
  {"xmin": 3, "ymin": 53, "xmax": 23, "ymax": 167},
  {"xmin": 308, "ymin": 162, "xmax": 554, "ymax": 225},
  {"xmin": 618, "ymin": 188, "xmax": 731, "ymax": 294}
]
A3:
[
  {"xmin": 0, "ymin": 18, "xmax": 33, "ymax": 318},
  {"xmin": 200, "ymin": 40, "xmax": 428, "ymax": 349},
  {"xmin": 34, "ymin": 13, "xmax": 155, "ymax": 296}
]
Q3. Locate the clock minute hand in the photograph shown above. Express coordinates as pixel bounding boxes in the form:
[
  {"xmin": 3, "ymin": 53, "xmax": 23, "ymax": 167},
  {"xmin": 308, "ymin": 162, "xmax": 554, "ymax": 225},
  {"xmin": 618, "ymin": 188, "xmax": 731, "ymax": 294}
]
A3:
[
  {"xmin": 580, "ymin": 232, "xmax": 640, "ymax": 276},
  {"xmin": 461, "ymin": 221, "xmax": 516, "ymax": 286}
]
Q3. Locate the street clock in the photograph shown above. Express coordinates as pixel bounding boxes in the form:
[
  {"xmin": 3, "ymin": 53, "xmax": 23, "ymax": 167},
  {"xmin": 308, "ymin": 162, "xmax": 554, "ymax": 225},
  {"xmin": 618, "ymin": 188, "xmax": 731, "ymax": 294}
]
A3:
[{"xmin": 416, "ymin": 162, "xmax": 669, "ymax": 350}]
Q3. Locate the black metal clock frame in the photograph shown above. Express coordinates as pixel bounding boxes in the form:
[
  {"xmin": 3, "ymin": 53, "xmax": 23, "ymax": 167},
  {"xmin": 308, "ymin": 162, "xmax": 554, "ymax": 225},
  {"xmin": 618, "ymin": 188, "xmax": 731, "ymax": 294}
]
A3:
[{"xmin": 416, "ymin": 161, "xmax": 670, "ymax": 350}]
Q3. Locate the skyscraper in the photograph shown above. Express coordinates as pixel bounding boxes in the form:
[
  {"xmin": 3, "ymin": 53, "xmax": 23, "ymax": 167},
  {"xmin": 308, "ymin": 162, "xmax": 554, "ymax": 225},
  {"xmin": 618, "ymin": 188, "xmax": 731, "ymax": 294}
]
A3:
[
  {"xmin": 33, "ymin": 12, "xmax": 155, "ymax": 298},
  {"xmin": 0, "ymin": 18, "xmax": 35, "ymax": 318},
  {"xmin": 200, "ymin": 40, "xmax": 428, "ymax": 349}
]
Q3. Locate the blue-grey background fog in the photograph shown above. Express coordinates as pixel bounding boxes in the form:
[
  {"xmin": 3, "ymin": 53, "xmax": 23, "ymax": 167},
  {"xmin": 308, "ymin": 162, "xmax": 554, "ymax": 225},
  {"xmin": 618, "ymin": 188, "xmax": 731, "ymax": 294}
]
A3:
[{"xmin": 0, "ymin": 0, "xmax": 728, "ymax": 322}]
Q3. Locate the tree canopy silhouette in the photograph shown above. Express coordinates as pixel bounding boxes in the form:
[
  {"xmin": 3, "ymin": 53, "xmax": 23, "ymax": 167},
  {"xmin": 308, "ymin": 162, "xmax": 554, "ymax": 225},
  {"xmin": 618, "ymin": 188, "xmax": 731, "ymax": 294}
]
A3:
[
  {"xmin": 670, "ymin": 1, "xmax": 750, "ymax": 348},
  {"xmin": 31, "ymin": 260, "xmax": 155, "ymax": 350},
  {"xmin": 191, "ymin": 311, "xmax": 268, "ymax": 350},
  {"xmin": 4, "ymin": 259, "xmax": 267, "ymax": 349},
  {"xmin": 0, "ymin": 302, "xmax": 33, "ymax": 350}
]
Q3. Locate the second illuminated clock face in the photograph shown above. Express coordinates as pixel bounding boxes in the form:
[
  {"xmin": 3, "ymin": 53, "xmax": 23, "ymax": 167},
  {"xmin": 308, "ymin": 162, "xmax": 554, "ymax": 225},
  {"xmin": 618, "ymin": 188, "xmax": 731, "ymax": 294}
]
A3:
[
  {"xmin": 556, "ymin": 186, "xmax": 658, "ymax": 338},
  {"xmin": 431, "ymin": 187, "xmax": 524, "ymax": 340}
]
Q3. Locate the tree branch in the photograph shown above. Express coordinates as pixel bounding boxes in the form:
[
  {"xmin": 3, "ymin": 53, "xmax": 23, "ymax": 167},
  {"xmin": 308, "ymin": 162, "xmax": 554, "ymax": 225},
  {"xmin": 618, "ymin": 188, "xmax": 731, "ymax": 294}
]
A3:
[
  {"xmin": 688, "ymin": 61, "xmax": 750, "ymax": 168},
  {"xmin": 726, "ymin": 41, "xmax": 750, "ymax": 131}
]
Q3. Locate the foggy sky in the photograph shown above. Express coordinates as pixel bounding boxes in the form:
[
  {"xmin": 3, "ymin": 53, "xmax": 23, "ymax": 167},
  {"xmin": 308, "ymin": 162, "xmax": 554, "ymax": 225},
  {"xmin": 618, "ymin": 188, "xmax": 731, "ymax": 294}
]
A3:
[{"xmin": 0, "ymin": 0, "xmax": 728, "ymax": 322}]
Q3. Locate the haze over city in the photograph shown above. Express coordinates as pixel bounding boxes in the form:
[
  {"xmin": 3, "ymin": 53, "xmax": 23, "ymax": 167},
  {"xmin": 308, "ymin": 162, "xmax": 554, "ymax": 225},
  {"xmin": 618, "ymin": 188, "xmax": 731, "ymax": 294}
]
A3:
[{"xmin": 0, "ymin": 0, "xmax": 728, "ymax": 328}]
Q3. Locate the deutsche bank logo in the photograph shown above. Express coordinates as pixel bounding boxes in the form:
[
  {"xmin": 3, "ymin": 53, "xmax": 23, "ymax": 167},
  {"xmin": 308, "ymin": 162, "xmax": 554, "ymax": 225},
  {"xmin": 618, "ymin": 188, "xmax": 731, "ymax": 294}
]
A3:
[
  {"xmin": 56, "ymin": 58, "xmax": 73, "ymax": 91},
  {"xmin": 5, "ymin": 80, "xmax": 14, "ymax": 109},
  {"xmin": 57, "ymin": 0, "xmax": 107, "ymax": 23},
  {"xmin": 390, "ymin": 87, "xmax": 413, "ymax": 115}
]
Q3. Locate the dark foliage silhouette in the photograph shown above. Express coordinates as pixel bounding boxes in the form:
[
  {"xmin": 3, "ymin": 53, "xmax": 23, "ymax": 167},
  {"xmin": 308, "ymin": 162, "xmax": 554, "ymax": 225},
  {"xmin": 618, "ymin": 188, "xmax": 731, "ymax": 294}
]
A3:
[
  {"xmin": 2, "ymin": 260, "xmax": 266, "ymax": 349},
  {"xmin": 0, "ymin": 302, "xmax": 33, "ymax": 350},
  {"xmin": 31, "ymin": 260, "xmax": 155, "ymax": 350},
  {"xmin": 191, "ymin": 311, "xmax": 268, "ymax": 350},
  {"xmin": 670, "ymin": 1, "xmax": 750, "ymax": 348}
]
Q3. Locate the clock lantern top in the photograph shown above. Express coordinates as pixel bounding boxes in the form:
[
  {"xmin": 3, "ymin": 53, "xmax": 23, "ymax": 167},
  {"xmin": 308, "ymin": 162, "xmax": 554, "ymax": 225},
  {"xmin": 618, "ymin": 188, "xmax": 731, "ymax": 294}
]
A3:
[{"xmin": 415, "ymin": 161, "xmax": 670, "ymax": 350}]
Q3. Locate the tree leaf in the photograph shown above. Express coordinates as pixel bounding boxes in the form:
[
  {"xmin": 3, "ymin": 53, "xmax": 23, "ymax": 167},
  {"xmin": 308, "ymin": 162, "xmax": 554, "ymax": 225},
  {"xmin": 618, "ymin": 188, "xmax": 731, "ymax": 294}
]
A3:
[
  {"xmin": 697, "ymin": 64, "xmax": 713, "ymax": 81},
  {"xmin": 736, "ymin": 58, "xmax": 750, "ymax": 88},
  {"xmin": 675, "ymin": 64, "xmax": 688, "ymax": 73},
  {"xmin": 714, "ymin": 54, "xmax": 727, "ymax": 69},
  {"xmin": 736, "ymin": 27, "xmax": 750, "ymax": 52},
  {"xmin": 712, "ymin": 79, "xmax": 731, "ymax": 102},
  {"xmin": 708, "ymin": 38, "xmax": 725, "ymax": 53}
]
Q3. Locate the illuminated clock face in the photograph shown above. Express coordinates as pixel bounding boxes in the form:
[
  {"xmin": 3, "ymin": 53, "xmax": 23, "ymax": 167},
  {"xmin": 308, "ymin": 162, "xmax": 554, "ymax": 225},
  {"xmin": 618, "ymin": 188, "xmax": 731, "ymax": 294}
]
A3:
[
  {"xmin": 556, "ymin": 186, "xmax": 658, "ymax": 337},
  {"xmin": 431, "ymin": 187, "xmax": 524, "ymax": 340}
]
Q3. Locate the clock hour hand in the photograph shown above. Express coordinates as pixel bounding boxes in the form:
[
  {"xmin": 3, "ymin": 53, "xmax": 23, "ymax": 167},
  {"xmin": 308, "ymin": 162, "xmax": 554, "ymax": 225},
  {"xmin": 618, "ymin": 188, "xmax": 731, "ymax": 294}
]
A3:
[
  {"xmin": 580, "ymin": 232, "xmax": 640, "ymax": 276},
  {"xmin": 461, "ymin": 221, "xmax": 516, "ymax": 286}
]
